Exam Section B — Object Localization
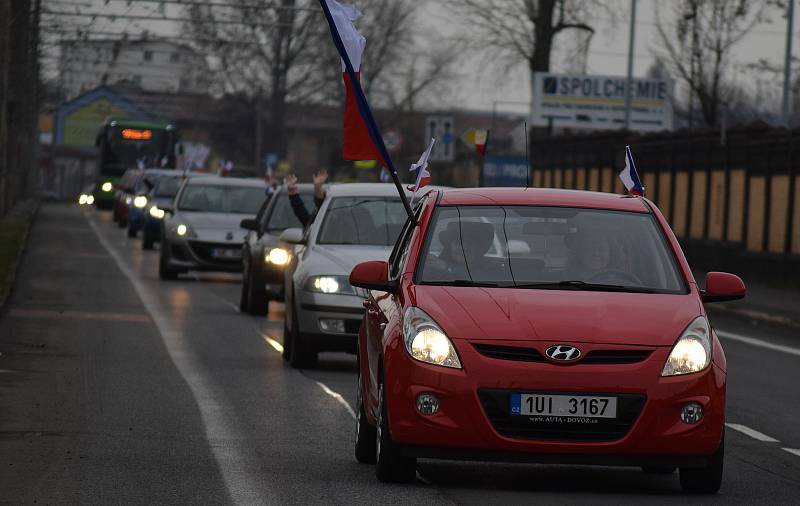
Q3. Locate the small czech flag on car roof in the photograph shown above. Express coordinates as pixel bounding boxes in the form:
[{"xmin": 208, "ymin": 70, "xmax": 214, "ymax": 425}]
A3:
[
  {"xmin": 619, "ymin": 145, "xmax": 645, "ymax": 196},
  {"xmin": 408, "ymin": 138, "xmax": 436, "ymax": 192}
]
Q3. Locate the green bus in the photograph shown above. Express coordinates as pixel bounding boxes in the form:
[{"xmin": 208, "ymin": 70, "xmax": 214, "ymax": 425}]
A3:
[{"xmin": 93, "ymin": 118, "xmax": 179, "ymax": 209}]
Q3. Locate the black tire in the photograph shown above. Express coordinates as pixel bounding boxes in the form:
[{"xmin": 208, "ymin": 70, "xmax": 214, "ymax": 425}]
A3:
[
  {"xmin": 680, "ymin": 432, "xmax": 724, "ymax": 494},
  {"xmin": 281, "ymin": 315, "xmax": 292, "ymax": 362},
  {"xmin": 243, "ymin": 260, "xmax": 269, "ymax": 316},
  {"xmin": 355, "ymin": 369, "xmax": 377, "ymax": 464},
  {"xmin": 118, "ymin": 217, "xmax": 127, "ymax": 228},
  {"xmin": 142, "ymin": 230, "xmax": 154, "ymax": 250},
  {"xmin": 642, "ymin": 466, "xmax": 676, "ymax": 474},
  {"xmin": 158, "ymin": 240, "xmax": 178, "ymax": 280},
  {"xmin": 288, "ymin": 300, "xmax": 317, "ymax": 369},
  {"xmin": 239, "ymin": 268, "xmax": 250, "ymax": 313},
  {"xmin": 127, "ymin": 224, "xmax": 137, "ymax": 238},
  {"xmin": 375, "ymin": 374, "xmax": 416, "ymax": 483}
]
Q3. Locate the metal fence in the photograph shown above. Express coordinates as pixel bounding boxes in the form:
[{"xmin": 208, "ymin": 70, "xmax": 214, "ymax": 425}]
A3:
[{"xmin": 528, "ymin": 126, "xmax": 799, "ymax": 286}]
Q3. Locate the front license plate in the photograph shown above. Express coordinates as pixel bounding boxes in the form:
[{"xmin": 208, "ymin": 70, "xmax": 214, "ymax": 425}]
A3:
[
  {"xmin": 212, "ymin": 248, "xmax": 241, "ymax": 260},
  {"xmin": 511, "ymin": 393, "xmax": 617, "ymax": 419}
]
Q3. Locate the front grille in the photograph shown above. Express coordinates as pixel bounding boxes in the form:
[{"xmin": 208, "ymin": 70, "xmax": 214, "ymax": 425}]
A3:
[
  {"xmin": 473, "ymin": 343, "xmax": 544, "ymax": 362},
  {"xmin": 582, "ymin": 349, "xmax": 652, "ymax": 364},
  {"xmin": 478, "ymin": 389, "xmax": 646, "ymax": 442},
  {"xmin": 187, "ymin": 241, "xmax": 241, "ymax": 264}
]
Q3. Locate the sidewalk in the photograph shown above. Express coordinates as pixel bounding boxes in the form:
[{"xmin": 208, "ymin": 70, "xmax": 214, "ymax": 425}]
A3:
[{"xmin": 695, "ymin": 270, "xmax": 800, "ymax": 329}]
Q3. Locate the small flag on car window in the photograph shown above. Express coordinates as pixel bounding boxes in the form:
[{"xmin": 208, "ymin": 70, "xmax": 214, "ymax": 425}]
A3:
[
  {"xmin": 408, "ymin": 138, "xmax": 436, "ymax": 192},
  {"xmin": 619, "ymin": 145, "xmax": 645, "ymax": 196}
]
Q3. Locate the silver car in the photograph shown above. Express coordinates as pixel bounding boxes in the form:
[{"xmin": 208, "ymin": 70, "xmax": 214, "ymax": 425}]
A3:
[
  {"xmin": 281, "ymin": 183, "xmax": 411, "ymax": 368},
  {"xmin": 159, "ymin": 176, "xmax": 269, "ymax": 280}
]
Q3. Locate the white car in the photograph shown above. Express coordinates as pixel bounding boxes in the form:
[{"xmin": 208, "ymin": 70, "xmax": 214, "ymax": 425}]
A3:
[{"xmin": 159, "ymin": 176, "xmax": 269, "ymax": 280}]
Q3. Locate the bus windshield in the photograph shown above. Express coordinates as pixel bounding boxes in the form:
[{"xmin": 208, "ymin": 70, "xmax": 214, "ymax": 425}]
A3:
[{"xmin": 99, "ymin": 124, "xmax": 173, "ymax": 177}]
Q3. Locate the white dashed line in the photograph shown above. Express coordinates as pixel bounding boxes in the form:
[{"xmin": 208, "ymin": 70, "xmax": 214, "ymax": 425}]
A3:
[
  {"xmin": 782, "ymin": 448, "xmax": 800, "ymax": 458},
  {"xmin": 717, "ymin": 330, "xmax": 800, "ymax": 357},
  {"xmin": 725, "ymin": 423, "xmax": 780, "ymax": 442},
  {"xmin": 260, "ymin": 333, "xmax": 284, "ymax": 353}
]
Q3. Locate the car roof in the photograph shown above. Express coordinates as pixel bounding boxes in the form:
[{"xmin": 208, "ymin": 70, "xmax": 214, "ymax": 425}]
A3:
[
  {"xmin": 436, "ymin": 187, "xmax": 651, "ymax": 213},
  {"xmin": 185, "ymin": 176, "xmax": 267, "ymax": 187}
]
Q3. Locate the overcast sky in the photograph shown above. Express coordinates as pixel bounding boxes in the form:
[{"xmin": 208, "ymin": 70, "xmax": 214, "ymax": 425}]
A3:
[{"xmin": 44, "ymin": 0, "xmax": 797, "ymax": 117}]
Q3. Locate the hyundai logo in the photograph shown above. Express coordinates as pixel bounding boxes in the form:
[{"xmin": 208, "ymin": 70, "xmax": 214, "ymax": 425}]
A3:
[
  {"xmin": 225, "ymin": 231, "xmax": 234, "ymax": 240},
  {"xmin": 545, "ymin": 344, "xmax": 582, "ymax": 361}
]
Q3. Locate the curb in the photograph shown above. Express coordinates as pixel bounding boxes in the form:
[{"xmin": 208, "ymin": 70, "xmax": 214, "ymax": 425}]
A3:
[{"xmin": 0, "ymin": 200, "xmax": 40, "ymax": 312}]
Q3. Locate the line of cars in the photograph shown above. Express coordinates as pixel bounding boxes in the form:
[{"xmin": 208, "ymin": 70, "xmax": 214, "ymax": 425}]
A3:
[{"xmin": 86, "ymin": 175, "xmax": 747, "ymax": 493}]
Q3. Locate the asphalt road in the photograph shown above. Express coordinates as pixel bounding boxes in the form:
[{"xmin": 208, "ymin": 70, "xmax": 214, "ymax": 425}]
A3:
[{"xmin": 1, "ymin": 203, "xmax": 798, "ymax": 505}]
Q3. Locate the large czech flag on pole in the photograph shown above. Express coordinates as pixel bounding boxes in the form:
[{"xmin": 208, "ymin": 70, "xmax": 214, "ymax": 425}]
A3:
[
  {"xmin": 319, "ymin": 0, "xmax": 414, "ymax": 217},
  {"xmin": 619, "ymin": 145, "xmax": 645, "ymax": 196}
]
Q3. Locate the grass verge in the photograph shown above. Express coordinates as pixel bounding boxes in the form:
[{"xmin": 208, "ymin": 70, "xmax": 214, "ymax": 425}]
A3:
[{"xmin": 0, "ymin": 200, "xmax": 37, "ymax": 307}]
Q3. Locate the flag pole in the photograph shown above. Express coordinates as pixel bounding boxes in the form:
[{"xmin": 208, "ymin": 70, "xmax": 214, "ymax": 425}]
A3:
[{"xmin": 318, "ymin": 0, "xmax": 415, "ymax": 221}]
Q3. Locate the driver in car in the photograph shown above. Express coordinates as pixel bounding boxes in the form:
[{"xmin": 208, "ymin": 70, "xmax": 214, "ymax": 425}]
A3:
[{"xmin": 424, "ymin": 221, "xmax": 504, "ymax": 282}]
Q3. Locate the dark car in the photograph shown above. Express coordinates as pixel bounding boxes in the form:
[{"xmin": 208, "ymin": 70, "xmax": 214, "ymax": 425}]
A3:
[
  {"xmin": 140, "ymin": 172, "xmax": 196, "ymax": 249},
  {"xmin": 239, "ymin": 184, "xmax": 315, "ymax": 315},
  {"xmin": 111, "ymin": 168, "xmax": 142, "ymax": 227}
]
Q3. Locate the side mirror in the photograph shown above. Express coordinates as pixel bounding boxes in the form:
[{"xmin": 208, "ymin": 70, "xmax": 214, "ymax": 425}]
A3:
[
  {"xmin": 350, "ymin": 260, "xmax": 395, "ymax": 293},
  {"xmin": 240, "ymin": 218, "xmax": 259, "ymax": 232},
  {"xmin": 279, "ymin": 227, "xmax": 305, "ymax": 245},
  {"xmin": 160, "ymin": 202, "xmax": 174, "ymax": 215},
  {"xmin": 702, "ymin": 272, "xmax": 746, "ymax": 303}
]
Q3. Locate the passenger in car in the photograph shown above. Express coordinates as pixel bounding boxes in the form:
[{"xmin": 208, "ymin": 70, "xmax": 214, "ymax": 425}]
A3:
[{"xmin": 286, "ymin": 169, "xmax": 328, "ymax": 228}]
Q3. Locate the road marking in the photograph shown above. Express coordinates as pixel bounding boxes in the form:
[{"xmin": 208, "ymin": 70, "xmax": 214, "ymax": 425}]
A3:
[
  {"xmin": 725, "ymin": 423, "xmax": 780, "ymax": 442},
  {"xmin": 86, "ymin": 216, "xmax": 274, "ymax": 505},
  {"xmin": 315, "ymin": 380, "xmax": 357, "ymax": 420},
  {"xmin": 782, "ymin": 448, "xmax": 800, "ymax": 458},
  {"xmin": 260, "ymin": 333, "xmax": 284, "ymax": 353},
  {"xmin": 258, "ymin": 332, "xmax": 357, "ymax": 421},
  {"xmin": 9, "ymin": 308, "xmax": 151, "ymax": 323},
  {"xmin": 717, "ymin": 330, "xmax": 800, "ymax": 357}
]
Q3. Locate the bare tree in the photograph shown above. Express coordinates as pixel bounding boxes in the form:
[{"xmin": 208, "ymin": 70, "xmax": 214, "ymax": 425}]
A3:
[
  {"xmin": 440, "ymin": 1, "xmax": 600, "ymax": 87},
  {"xmin": 655, "ymin": 0, "xmax": 770, "ymax": 128}
]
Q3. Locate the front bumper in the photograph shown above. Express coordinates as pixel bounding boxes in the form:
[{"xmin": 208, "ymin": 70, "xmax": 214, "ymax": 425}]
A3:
[
  {"xmin": 295, "ymin": 290, "xmax": 364, "ymax": 353},
  {"xmin": 384, "ymin": 339, "xmax": 725, "ymax": 466},
  {"xmin": 165, "ymin": 237, "xmax": 243, "ymax": 272}
]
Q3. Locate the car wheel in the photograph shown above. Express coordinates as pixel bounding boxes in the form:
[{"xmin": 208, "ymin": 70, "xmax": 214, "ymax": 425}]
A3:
[
  {"xmin": 288, "ymin": 299, "xmax": 317, "ymax": 369},
  {"xmin": 245, "ymin": 268, "xmax": 269, "ymax": 316},
  {"xmin": 375, "ymin": 373, "xmax": 416, "ymax": 483},
  {"xmin": 158, "ymin": 240, "xmax": 178, "ymax": 280},
  {"xmin": 239, "ymin": 265, "xmax": 250, "ymax": 313},
  {"xmin": 127, "ymin": 223, "xmax": 137, "ymax": 238},
  {"xmin": 679, "ymin": 432, "xmax": 724, "ymax": 494},
  {"xmin": 281, "ymin": 314, "xmax": 292, "ymax": 362},
  {"xmin": 142, "ymin": 229, "xmax": 154, "ymax": 250},
  {"xmin": 355, "ymin": 369, "xmax": 377, "ymax": 464}
]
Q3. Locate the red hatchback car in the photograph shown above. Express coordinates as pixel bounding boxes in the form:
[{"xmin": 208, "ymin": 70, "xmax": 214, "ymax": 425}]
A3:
[{"xmin": 349, "ymin": 187, "xmax": 745, "ymax": 493}]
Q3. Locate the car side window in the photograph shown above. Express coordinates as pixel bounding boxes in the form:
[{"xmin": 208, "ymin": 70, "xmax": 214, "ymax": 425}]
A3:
[
  {"xmin": 256, "ymin": 194, "xmax": 274, "ymax": 232},
  {"xmin": 389, "ymin": 202, "xmax": 424, "ymax": 279}
]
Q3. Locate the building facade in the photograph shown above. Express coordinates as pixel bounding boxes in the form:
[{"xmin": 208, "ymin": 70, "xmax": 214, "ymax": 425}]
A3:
[{"xmin": 58, "ymin": 38, "xmax": 208, "ymax": 100}]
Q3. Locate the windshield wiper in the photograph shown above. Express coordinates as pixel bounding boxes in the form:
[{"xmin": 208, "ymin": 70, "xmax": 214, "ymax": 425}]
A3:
[
  {"xmin": 434, "ymin": 280, "xmax": 504, "ymax": 287},
  {"xmin": 514, "ymin": 281, "xmax": 657, "ymax": 293}
]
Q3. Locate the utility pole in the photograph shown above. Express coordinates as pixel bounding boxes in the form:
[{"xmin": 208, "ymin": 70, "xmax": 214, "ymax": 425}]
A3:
[
  {"xmin": 782, "ymin": 0, "xmax": 795, "ymax": 126},
  {"xmin": 0, "ymin": 0, "xmax": 10, "ymax": 215},
  {"xmin": 623, "ymin": 0, "xmax": 637, "ymax": 130}
]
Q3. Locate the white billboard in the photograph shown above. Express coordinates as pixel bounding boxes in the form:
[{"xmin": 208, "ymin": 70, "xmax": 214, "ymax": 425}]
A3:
[{"xmin": 531, "ymin": 73, "xmax": 673, "ymax": 132}]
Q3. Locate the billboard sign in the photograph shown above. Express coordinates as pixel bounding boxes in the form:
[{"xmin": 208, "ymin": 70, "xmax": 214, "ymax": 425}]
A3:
[{"xmin": 531, "ymin": 73, "xmax": 673, "ymax": 132}]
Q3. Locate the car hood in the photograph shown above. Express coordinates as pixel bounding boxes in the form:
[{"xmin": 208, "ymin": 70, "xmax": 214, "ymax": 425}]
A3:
[
  {"xmin": 304, "ymin": 244, "xmax": 392, "ymax": 276},
  {"xmin": 179, "ymin": 211, "xmax": 253, "ymax": 242},
  {"xmin": 412, "ymin": 285, "xmax": 702, "ymax": 347}
]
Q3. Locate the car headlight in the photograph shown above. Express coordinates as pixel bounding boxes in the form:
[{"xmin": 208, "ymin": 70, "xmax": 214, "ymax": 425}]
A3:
[
  {"xmin": 149, "ymin": 206, "xmax": 165, "ymax": 219},
  {"xmin": 176, "ymin": 223, "xmax": 193, "ymax": 237},
  {"xmin": 662, "ymin": 316, "xmax": 712, "ymax": 376},
  {"xmin": 305, "ymin": 275, "xmax": 355, "ymax": 295},
  {"xmin": 78, "ymin": 194, "xmax": 88, "ymax": 205},
  {"xmin": 402, "ymin": 307, "xmax": 461, "ymax": 369},
  {"xmin": 125, "ymin": 196, "xmax": 132, "ymax": 205},
  {"xmin": 101, "ymin": 182, "xmax": 113, "ymax": 192},
  {"xmin": 86, "ymin": 195, "xmax": 94, "ymax": 205},
  {"xmin": 265, "ymin": 247, "xmax": 289, "ymax": 266},
  {"xmin": 133, "ymin": 195, "xmax": 148, "ymax": 208}
]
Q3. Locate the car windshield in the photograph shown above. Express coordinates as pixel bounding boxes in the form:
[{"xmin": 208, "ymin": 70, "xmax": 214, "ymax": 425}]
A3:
[
  {"xmin": 154, "ymin": 177, "xmax": 182, "ymax": 198},
  {"xmin": 317, "ymin": 197, "xmax": 406, "ymax": 246},
  {"xmin": 267, "ymin": 193, "xmax": 315, "ymax": 231},
  {"xmin": 178, "ymin": 184, "xmax": 267, "ymax": 214},
  {"xmin": 418, "ymin": 206, "xmax": 686, "ymax": 293}
]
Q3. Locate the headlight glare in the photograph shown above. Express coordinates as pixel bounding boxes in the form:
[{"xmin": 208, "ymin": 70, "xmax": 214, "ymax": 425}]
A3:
[
  {"xmin": 86, "ymin": 195, "xmax": 94, "ymax": 205},
  {"xmin": 176, "ymin": 224, "xmax": 188, "ymax": 236},
  {"xmin": 403, "ymin": 307, "xmax": 461, "ymax": 369},
  {"xmin": 125, "ymin": 196, "xmax": 132, "ymax": 205},
  {"xmin": 133, "ymin": 195, "xmax": 148, "ymax": 208},
  {"xmin": 305, "ymin": 275, "xmax": 355, "ymax": 295},
  {"xmin": 101, "ymin": 182, "xmax": 113, "ymax": 192},
  {"xmin": 265, "ymin": 248, "xmax": 289, "ymax": 266},
  {"xmin": 662, "ymin": 316, "xmax": 712, "ymax": 376},
  {"xmin": 149, "ymin": 206, "xmax": 165, "ymax": 219},
  {"xmin": 78, "ymin": 194, "xmax": 88, "ymax": 205}
]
